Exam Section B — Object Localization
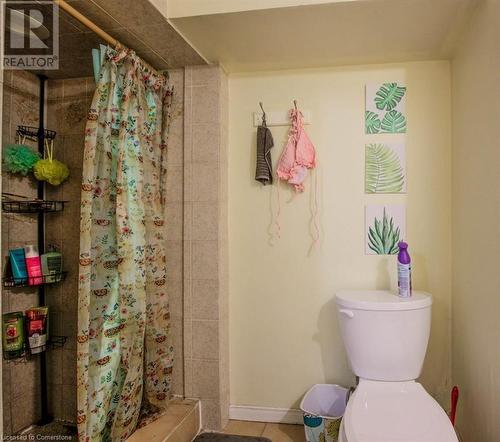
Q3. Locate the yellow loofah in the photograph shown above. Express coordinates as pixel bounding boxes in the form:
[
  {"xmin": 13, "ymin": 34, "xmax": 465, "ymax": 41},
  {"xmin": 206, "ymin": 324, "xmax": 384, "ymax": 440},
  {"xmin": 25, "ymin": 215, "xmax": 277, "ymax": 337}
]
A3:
[{"xmin": 33, "ymin": 158, "xmax": 69, "ymax": 186}]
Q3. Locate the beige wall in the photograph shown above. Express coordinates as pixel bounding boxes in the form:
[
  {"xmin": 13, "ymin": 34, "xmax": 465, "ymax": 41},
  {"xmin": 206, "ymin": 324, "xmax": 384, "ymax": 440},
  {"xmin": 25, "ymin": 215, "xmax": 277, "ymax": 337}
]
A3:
[
  {"xmin": 451, "ymin": 0, "xmax": 500, "ymax": 440},
  {"xmin": 228, "ymin": 61, "xmax": 452, "ymax": 410}
]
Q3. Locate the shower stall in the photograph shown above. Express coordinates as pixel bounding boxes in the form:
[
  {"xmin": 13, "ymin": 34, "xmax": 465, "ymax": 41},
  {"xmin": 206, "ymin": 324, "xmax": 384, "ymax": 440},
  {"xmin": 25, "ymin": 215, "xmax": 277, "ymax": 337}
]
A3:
[{"xmin": 1, "ymin": 0, "xmax": 229, "ymax": 439}]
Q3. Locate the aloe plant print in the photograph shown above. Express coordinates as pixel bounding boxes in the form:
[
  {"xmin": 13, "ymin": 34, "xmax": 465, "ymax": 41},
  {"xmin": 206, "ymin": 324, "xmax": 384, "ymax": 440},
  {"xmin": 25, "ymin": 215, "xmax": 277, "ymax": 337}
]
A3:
[
  {"xmin": 367, "ymin": 208, "xmax": 402, "ymax": 255},
  {"xmin": 374, "ymin": 83, "xmax": 406, "ymax": 111},
  {"xmin": 365, "ymin": 82, "xmax": 407, "ymax": 134},
  {"xmin": 365, "ymin": 143, "xmax": 405, "ymax": 193},
  {"xmin": 381, "ymin": 110, "xmax": 406, "ymax": 133},
  {"xmin": 365, "ymin": 111, "xmax": 381, "ymax": 134}
]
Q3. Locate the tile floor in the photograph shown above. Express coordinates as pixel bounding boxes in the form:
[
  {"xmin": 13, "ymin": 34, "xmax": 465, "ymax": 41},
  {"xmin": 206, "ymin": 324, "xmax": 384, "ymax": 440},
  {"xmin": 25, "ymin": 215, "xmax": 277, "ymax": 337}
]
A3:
[{"xmin": 223, "ymin": 420, "xmax": 306, "ymax": 442}]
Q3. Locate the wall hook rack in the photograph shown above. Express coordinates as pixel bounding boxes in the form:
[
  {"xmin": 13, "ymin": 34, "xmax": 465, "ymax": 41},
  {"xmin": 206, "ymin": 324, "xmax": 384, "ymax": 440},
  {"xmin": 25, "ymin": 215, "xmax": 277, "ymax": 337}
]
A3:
[
  {"xmin": 253, "ymin": 108, "xmax": 312, "ymax": 127},
  {"xmin": 259, "ymin": 102, "xmax": 267, "ymax": 125}
]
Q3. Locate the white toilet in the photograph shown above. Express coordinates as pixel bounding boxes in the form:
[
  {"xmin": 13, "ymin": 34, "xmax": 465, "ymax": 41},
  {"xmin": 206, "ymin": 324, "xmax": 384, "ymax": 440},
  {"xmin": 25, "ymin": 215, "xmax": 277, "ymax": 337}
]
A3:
[{"xmin": 335, "ymin": 290, "xmax": 458, "ymax": 442}]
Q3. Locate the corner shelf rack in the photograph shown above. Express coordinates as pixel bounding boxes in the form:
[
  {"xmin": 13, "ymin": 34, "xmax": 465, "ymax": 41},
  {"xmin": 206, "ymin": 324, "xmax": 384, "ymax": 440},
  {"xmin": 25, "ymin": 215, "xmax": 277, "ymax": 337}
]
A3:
[
  {"xmin": 2, "ymin": 75, "xmax": 66, "ymax": 426},
  {"xmin": 2, "ymin": 272, "xmax": 68, "ymax": 288},
  {"xmin": 16, "ymin": 125, "xmax": 56, "ymax": 143},
  {"xmin": 3, "ymin": 336, "xmax": 69, "ymax": 364},
  {"xmin": 2, "ymin": 199, "xmax": 66, "ymax": 214}
]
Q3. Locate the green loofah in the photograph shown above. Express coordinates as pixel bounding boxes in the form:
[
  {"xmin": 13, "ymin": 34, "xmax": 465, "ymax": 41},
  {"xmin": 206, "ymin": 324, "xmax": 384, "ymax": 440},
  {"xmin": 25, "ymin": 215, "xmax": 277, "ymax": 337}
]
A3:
[
  {"xmin": 33, "ymin": 158, "xmax": 70, "ymax": 186},
  {"xmin": 3, "ymin": 144, "xmax": 41, "ymax": 175}
]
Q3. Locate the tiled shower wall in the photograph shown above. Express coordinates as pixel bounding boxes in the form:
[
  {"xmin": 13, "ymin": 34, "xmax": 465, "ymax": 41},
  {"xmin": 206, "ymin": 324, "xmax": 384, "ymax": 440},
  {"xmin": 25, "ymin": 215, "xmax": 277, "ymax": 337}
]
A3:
[
  {"xmin": 1, "ymin": 70, "xmax": 43, "ymax": 435},
  {"xmin": 183, "ymin": 65, "xmax": 229, "ymax": 430},
  {"xmin": 0, "ymin": 73, "xmax": 95, "ymax": 431}
]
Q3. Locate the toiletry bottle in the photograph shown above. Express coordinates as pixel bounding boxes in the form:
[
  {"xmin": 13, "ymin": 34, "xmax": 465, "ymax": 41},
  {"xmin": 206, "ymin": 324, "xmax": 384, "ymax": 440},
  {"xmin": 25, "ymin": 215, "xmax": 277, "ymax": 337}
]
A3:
[
  {"xmin": 41, "ymin": 252, "xmax": 63, "ymax": 283},
  {"xmin": 397, "ymin": 241, "xmax": 412, "ymax": 298},
  {"xmin": 2, "ymin": 312, "xmax": 25, "ymax": 359},
  {"xmin": 24, "ymin": 245, "xmax": 43, "ymax": 285},
  {"xmin": 9, "ymin": 248, "xmax": 28, "ymax": 285},
  {"xmin": 25, "ymin": 307, "xmax": 49, "ymax": 354}
]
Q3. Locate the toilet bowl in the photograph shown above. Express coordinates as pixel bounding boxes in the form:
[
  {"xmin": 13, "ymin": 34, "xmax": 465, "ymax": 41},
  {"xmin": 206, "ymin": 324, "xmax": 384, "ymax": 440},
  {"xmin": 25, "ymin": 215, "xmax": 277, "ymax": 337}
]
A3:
[
  {"xmin": 335, "ymin": 290, "xmax": 458, "ymax": 442},
  {"xmin": 338, "ymin": 380, "xmax": 457, "ymax": 442}
]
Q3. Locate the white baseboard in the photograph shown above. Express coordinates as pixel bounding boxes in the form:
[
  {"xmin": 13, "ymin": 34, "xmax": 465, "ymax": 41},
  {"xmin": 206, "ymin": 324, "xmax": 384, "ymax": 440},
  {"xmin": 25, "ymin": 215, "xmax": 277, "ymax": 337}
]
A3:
[{"xmin": 229, "ymin": 405, "xmax": 303, "ymax": 425}]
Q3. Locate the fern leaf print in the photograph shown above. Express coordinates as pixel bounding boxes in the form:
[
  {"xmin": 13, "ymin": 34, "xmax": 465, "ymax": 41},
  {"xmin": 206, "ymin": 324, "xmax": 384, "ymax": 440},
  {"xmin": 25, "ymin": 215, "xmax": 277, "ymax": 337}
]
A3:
[{"xmin": 365, "ymin": 143, "xmax": 405, "ymax": 193}]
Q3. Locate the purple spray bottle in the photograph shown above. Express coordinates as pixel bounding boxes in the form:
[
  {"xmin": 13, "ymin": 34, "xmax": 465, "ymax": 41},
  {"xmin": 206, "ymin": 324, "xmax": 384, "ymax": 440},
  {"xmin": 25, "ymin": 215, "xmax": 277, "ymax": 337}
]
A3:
[{"xmin": 397, "ymin": 242, "xmax": 412, "ymax": 298}]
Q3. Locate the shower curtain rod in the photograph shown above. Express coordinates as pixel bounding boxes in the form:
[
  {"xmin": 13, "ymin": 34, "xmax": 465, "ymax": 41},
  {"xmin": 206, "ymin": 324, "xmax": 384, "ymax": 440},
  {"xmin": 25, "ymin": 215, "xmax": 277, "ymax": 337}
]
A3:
[{"xmin": 54, "ymin": 0, "xmax": 162, "ymax": 76}]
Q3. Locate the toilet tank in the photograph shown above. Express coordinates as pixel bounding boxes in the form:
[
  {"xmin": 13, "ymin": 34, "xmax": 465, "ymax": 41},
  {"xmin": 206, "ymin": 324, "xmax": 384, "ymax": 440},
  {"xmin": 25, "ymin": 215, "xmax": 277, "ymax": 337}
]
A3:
[{"xmin": 335, "ymin": 290, "xmax": 432, "ymax": 382}]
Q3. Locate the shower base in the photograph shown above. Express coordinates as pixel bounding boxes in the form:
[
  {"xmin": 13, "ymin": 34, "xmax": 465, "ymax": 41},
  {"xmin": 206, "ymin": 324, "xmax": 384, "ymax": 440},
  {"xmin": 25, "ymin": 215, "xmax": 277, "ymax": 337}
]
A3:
[
  {"xmin": 127, "ymin": 398, "xmax": 200, "ymax": 442},
  {"xmin": 17, "ymin": 399, "xmax": 199, "ymax": 442},
  {"xmin": 21, "ymin": 421, "xmax": 77, "ymax": 440}
]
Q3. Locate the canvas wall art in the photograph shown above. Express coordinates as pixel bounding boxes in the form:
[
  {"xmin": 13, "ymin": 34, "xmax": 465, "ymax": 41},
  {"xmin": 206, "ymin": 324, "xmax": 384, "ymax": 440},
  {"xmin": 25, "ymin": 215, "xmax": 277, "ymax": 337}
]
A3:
[
  {"xmin": 365, "ymin": 205, "xmax": 406, "ymax": 255},
  {"xmin": 365, "ymin": 82, "xmax": 407, "ymax": 134},
  {"xmin": 365, "ymin": 142, "xmax": 406, "ymax": 193}
]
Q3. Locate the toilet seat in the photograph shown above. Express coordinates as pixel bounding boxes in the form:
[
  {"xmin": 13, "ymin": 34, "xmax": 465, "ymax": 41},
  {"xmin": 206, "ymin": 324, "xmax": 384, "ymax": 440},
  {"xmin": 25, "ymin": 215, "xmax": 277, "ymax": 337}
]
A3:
[{"xmin": 342, "ymin": 380, "xmax": 458, "ymax": 442}]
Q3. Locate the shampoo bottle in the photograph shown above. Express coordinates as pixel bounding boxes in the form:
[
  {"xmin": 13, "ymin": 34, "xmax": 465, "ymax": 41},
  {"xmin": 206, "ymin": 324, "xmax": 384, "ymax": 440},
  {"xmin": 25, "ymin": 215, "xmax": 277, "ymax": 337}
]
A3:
[
  {"xmin": 24, "ymin": 245, "xmax": 43, "ymax": 285},
  {"xmin": 2, "ymin": 312, "xmax": 25, "ymax": 359},
  {"xmin": 397, "ymin": 241, "xmax": 412, "ymax": 298},
  {"xmin": 25, "ymin": 307, "xmax": 49, "ymax": 354},
  {"xmin": 9, "ymin": 248, "xmax": 28, "ymax": 284},
  {"xmin": 41, "ymin": 252, "xmax": 63, "ymax": 283}
]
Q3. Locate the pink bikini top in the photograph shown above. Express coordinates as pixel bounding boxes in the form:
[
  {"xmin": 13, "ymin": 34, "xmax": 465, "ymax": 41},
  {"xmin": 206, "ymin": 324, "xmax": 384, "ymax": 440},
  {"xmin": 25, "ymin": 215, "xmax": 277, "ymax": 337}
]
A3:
[{"xmin": 276, "ymin": 109, "xmax": 316, "ymax": 192}]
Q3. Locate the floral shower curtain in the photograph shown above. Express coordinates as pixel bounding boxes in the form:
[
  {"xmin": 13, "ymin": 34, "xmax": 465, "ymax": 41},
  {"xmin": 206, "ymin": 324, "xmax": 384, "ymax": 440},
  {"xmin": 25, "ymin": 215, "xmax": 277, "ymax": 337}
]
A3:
[{"xmin": 77, "ymin": 47, "xmax": 174, "ymax": 442}]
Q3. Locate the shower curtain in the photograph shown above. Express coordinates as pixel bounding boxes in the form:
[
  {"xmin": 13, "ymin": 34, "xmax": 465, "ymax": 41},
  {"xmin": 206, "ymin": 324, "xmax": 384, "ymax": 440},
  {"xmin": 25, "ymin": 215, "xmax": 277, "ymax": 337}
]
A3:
[{"xmin": 77, "ymin": 47, "xmax": 174, "ymax": 442}]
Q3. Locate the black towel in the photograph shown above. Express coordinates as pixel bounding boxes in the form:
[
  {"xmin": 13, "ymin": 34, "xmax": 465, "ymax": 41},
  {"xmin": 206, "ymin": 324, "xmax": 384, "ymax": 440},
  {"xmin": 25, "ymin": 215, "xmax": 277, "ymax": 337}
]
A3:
[{"xmin": 255, "ymin": 125, "xmax": 274, "ymax": 185}]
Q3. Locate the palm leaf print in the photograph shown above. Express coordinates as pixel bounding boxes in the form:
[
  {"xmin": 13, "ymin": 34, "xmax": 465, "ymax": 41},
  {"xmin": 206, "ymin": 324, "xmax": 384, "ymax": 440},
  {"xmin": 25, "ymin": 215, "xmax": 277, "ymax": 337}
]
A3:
[
  {"xmin": 374, "ymin": 83, "xmax": 406, "ymax": 111},
  {"xmin": 368, "ymin": 208, "xmax": 401, "ymax": 255},
  {"xmin": 381, "ymin": 110, "xmax": 407, "ymax": 133},
  {"xmin": 365, "ymin": 144, "xmax": 404, "ymax": 193},
  {"xmin": 365, "ymin": 111, "xmax": 381, "ymax": 134}
]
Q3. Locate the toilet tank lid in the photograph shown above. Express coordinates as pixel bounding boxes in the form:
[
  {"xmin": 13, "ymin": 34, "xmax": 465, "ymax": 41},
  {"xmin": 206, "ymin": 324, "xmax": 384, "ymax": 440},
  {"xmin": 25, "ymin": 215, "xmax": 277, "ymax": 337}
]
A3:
[{"xmin": 335, "ymin": 290, "xmax": 432, "ymax": 311}]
